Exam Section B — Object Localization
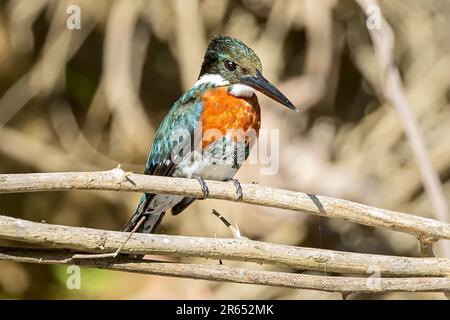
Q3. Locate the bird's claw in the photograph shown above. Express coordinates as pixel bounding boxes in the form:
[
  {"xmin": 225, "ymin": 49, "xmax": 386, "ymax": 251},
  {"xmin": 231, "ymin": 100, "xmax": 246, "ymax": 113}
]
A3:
[
  {"xmin": 229, "ymin": 179, "xmax": 243, "ymax": 201},
  {"xmin": 193, "ymin": 175, "xmax": 209, "ymax": 199}
]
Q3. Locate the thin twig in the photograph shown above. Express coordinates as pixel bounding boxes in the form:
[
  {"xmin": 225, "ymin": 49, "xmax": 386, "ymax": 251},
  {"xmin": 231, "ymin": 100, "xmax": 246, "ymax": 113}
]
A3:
[
  {"xmin": 211, "ymin": 209, "xmax": 245, "ymax": 239},
  {"xmin": 70, "ymin": 215, "xmax": 146, "ymax": 260}
]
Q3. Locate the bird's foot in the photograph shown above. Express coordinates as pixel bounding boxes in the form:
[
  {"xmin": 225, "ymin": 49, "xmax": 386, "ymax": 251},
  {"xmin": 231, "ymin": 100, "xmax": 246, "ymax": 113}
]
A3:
[
  {"xmin": 229, "ymin": 178, "xmax": 243, "ymax": 201},
  {"xmin": 193, "ymin": 175, "xmax": 209, "ymax": 199}
]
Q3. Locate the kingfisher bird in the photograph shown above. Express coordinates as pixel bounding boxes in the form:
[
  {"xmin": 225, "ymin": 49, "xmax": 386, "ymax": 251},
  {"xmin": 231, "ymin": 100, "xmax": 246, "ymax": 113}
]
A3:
[{"xmin": 122, "ymin": 35, "xmax": 298, "ymax": 234}]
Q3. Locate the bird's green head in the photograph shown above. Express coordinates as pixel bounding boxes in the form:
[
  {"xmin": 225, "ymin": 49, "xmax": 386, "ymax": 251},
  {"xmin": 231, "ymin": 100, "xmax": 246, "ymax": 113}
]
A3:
[
  {"xmin": 199, "ymin": 35, "xmax": 262, "ymax": 83},
  {"xmin": 198, "ymin": 35, "xmax": 298, "ymax": 111}
]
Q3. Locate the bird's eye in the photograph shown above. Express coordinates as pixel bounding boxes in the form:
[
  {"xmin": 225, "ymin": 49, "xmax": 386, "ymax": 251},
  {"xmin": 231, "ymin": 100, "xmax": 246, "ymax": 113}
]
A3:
[{"xmin": 224, "ymin": 60, "xmax": 237, "ymax": 71}]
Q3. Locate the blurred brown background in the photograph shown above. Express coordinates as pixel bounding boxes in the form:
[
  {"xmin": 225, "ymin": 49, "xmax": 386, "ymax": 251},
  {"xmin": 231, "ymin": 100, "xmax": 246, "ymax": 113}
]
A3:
[{"xmin": 0, "ymin": 0, "xmax": 449, "ymax": 299}]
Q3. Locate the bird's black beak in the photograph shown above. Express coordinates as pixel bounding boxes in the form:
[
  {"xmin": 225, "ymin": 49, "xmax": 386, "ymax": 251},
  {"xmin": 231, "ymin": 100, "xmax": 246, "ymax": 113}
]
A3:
[{"xmin": 239, "ymin": 70, "xmax": 298, "ymax": 112}]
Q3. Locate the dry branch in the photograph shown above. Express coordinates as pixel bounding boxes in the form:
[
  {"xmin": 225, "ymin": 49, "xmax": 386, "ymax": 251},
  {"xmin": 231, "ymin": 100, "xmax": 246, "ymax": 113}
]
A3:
[
  {"xmin": 1, "ymin": 214, "xmax": 449, "ymax": 277},
  {"xmin": 1, "ymin": 170, "xmax": 450, "ymax": 242},
  {"xmin": 1, "ymin": 247, "xmax": 449, "ymax": 294},
  {"xmin": 356, "ymin": 0, "xmax": 450, "ymax": 257},
  {"xmin": 1, "ymin": 172, "xmax": 450, "ymax": 294}
]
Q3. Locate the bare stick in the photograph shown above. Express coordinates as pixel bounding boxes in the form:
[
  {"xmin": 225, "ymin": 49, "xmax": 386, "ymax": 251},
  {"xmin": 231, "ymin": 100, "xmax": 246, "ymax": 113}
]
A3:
[
  {"xmin": 356, "ymin": 0, "xmax": 450, "ymax": 257},
  {"xmin": 1, "ymin": 247, "xmax": 449, "ymax": 294},
  {"xmin": 211, "ymin": 209, "xmax": 245, "ymax": 239},
  {"xmin": 1, "ymin": 214, "xmax": 450, "ymax": 277},
  {"xmin": 70, "ymin": 215, "xmax": 146, "ymax": 260},
  {"xmin": 0, "ymin": 170, "xmax": 449, "ymax": 240}
]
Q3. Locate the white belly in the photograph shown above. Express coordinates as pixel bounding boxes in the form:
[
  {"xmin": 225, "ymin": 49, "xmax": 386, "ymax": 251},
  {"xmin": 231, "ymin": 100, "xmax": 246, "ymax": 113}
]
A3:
[
  {"xmin": 173, "ymin": 138, "xmax": 244, "ymax": 181},
  {"xmin": 145, "ymin": 138, "xmax": 244, "ymax": 219}
]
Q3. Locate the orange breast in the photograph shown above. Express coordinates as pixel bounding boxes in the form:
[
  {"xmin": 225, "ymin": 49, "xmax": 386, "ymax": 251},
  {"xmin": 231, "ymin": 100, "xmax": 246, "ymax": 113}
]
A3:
[{"xmin": 200, "ymin": 87, "xmax": 261, "ymax": 149}]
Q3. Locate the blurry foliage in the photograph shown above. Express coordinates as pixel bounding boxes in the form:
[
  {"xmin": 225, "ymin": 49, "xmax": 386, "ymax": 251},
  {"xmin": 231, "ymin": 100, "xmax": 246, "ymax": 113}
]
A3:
[{"xmin": 0, "ymin": 0, "xmax": 449, "ymax": 299}]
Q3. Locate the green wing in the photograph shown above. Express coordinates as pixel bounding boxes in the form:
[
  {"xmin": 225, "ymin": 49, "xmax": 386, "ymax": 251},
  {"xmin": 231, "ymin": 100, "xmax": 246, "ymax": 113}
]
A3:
[{"xmin": 145, "ymin": 84, "xmax": 209, "ymax": 176}]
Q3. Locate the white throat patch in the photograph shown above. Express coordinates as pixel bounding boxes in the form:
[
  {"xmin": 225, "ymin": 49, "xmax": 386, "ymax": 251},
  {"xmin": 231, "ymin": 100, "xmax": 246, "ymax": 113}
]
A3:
[
  {"xmin": 193, "ymin": 74, "xmax": 255, "ymax": 98},
  {"xmin": 194, "ymin": 74, "xmax": 229, "ymax": 87},
  {"xmin": 229, "ymin": 84, "xmax": 255, "ymax": 98}
]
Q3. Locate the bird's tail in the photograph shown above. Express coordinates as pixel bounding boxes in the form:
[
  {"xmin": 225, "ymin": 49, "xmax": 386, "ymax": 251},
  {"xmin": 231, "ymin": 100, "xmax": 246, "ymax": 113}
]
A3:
[{"xmin": 122, "ymin": 193, "xmax": 165, "ymax": 234}]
